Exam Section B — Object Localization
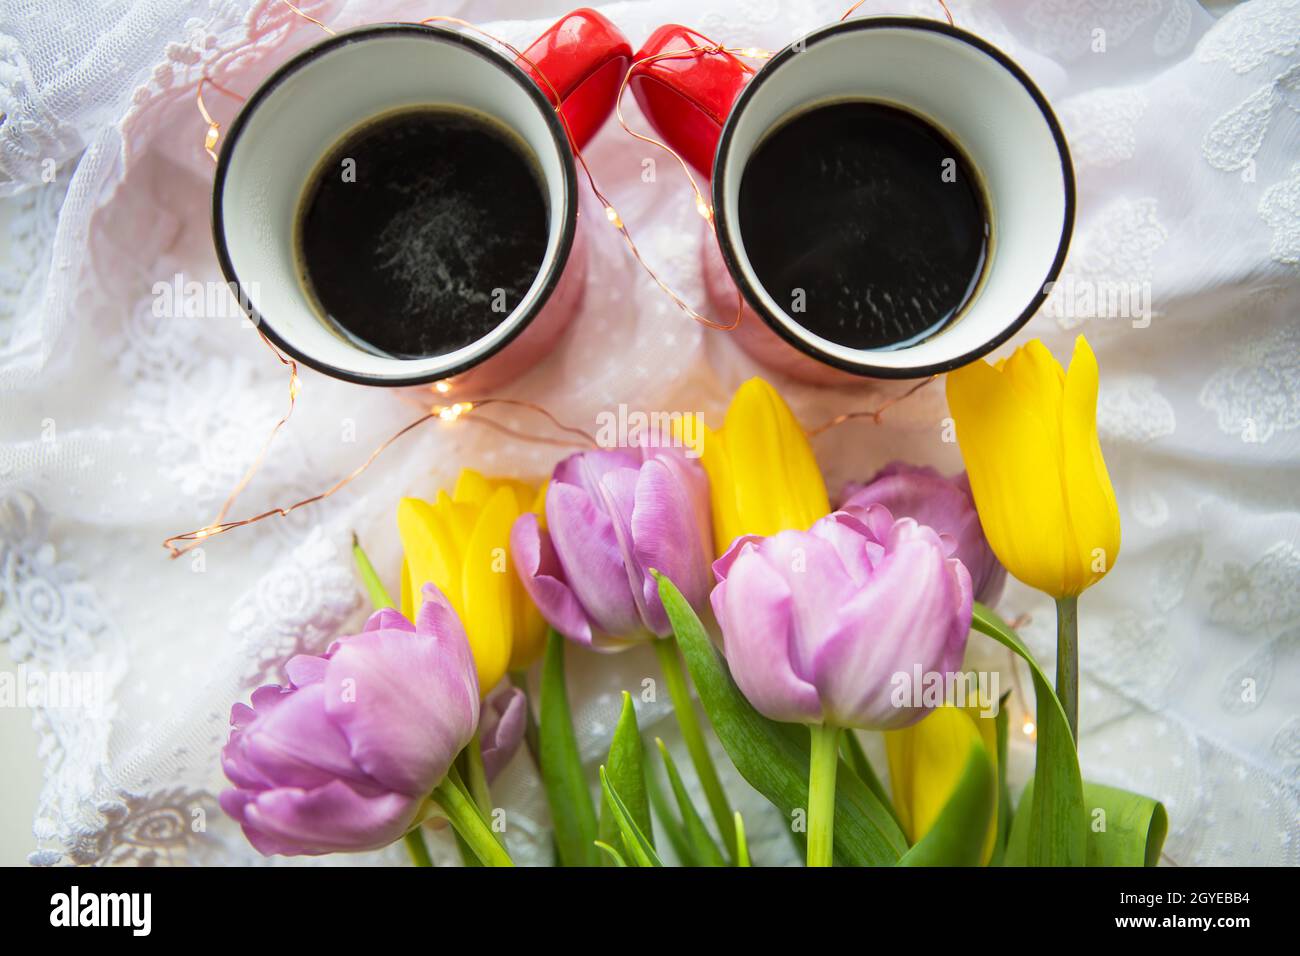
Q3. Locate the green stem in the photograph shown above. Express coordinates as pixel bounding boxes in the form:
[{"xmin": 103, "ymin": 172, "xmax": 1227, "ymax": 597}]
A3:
[
  {"xmin": 1055, "ymin": 596, "xmax": 1079, "ymax": 743},
  {"xmin": 403, "ymin": 828, "xmax": 433, "ymax": 867},
  {"xmin": 433, "ymin": 774, "xmax": 514, "ymax": 867},
  {"xmin": 508, "ymin": 670, "xmax": 543, "ymax": 772},
  {"xmin": 352, "ymin": 534, "xmax": 395, "ymax": 610},
  {"xmin": 653, "ymin": 637, "xmax": 738, "ymax": 861},
  {"xmin": 807, "ymin": 723, "xmax": 840, "ymax": 868},
  {"xmin": 464, "ymin": 732, "xmax": 492, "ymax": 815}
]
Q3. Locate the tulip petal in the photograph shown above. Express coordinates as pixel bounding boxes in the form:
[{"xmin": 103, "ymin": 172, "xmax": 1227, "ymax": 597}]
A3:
[
  {"xmin": 219, "ymin": 789, "xmax": 309, "ymax": 856},
  {"xmin": 700, "ymin": 422, "xmax": 745, "ymax": 555},
  {"xmin": 711, "ymin": 542, "xmax": 822, "ymax": 724},
  {"xmin": 398, "ymin": 495, "xmax": 463, "ymax": 620},
  {"xmin": 235, "ymin": 682, "xmax": 366, "ymax": 789},
  {"xmin": 362, "ymin": 608, "xmax": 415, "ymax": 634},
  {"xmin": 480, "ymin": 686, "xmax": 527, "ymax": 781},
  {"xmin": 460, "ymin": 485, "xmax": 520, "ymax": 693},
  {"xmin": 630, "ymin": 456, "xmax": 712, "ymax": 636},
  {"xmin": 1060, "ymin": 336, "xmax": 1121, "ymax": 594},
  {"xmin": 546, "ymin": 480, "xmax": 643, "ymax": 639},
  {"xmin": 885, "ymin": 706, "xmax": 980, "ymax": 841},
  {"xmin": 510, "ymin": 512, "xmax": 596, "ymax": 646},
  {"xmin": 323, "ymin": 610, "xmax": 478, "ymax": 796},
  {"xmin": 241, "ymin": 779, "xmax": 421, "ymax": 855},
  {"xmin": 808, "ymin": 521, "xmax": 971, "ymax": 730},
  {"xmin": 946, "ymin": 352, "xmax": 1071, "ymax": 596},
  {"xmin": 722, "ymin": 379, "xmax": 831, "ymax": 546}
]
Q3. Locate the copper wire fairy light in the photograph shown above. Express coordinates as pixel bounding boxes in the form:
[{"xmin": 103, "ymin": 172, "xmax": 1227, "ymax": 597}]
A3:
[{"xmin": 171, "ymin": 1, "xmax": 952, "ymax": 555}]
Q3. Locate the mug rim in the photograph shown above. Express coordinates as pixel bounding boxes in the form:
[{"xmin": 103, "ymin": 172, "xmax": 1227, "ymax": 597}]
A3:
[
  {"xmin": 711, "ymin": 16, "xmax": 1076, "ymax": 380},
  {"xmin": 211, "ymin": 22, "xmax": 580, "ymax": 388}
]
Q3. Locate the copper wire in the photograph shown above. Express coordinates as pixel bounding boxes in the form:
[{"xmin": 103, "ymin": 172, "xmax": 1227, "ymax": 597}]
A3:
[
  {"xmin": 841, "ymin": 0, "xmax": 953, "ymax": 23},
  {"xmin": 805, "ymin": 376, "xmax": 936, "ymax": 436}
]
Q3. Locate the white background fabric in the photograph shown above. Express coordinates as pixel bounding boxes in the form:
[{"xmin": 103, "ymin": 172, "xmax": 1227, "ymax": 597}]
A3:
[{"xmin": 0, "ymin": 0, "xmax": 1296, "ymax": 866}]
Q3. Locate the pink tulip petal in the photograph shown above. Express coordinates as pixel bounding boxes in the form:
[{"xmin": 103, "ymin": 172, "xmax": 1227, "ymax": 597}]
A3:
[
  {"xmin": 712, "ymin": 547, "xmax": 822, "ymax": 724},
  {"xmin": 546, "ymin": 480, "xmax": 643, "ymax": 638},
  {"xmin": 631, "ymin": 457, "xmax": 713, "ymax": 636},
  {"xmin": 510, "ymin": 513, "xmax": 595, "ymax": 646},
  {"xmin": 323, "ymin": 619, "xmax": 478, "ymax": 796},
  {"xmin": 242, "ymin": 779, "xmax": 421, "ymax": 856}
]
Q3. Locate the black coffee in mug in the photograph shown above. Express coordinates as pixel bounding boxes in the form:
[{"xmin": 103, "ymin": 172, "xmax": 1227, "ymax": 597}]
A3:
[
  {"xmin": 737, "ymin": 101, "xmax": 989, "ymax": 351},
  {"xmin": 296, "ymin": 106, "xmax": 549, "ymax": 359}
]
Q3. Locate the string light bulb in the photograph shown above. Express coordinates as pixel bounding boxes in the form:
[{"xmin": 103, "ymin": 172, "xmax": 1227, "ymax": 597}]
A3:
[{"xmin": 436, "ymin": 401, "xmax": 474, "ymax": 422}]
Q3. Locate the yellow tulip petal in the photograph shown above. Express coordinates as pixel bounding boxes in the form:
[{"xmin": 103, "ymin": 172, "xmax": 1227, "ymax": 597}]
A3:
[
  {"xmin": 717, "ymin": 378, "xmax": 830, "ymax": 549},
  {"xmin": 885, "ymin": 727, "xmax": 917, "ymax": 838},
  {"xmin": 1060, "ymin": 336, "xmax": 1121, "ymax": 594},
  {"xmin": 700, "ymin": 422, "xmax": 744, "ymax": 554},
  {"xmin": 963, "ymin": 705, "xmax": 1000, "ymax": 865},
  {"xmin": 397, "ymin": 496, "xmax": 465, "ymax": 618},
  {"xmin": 452, "ymin": 468, "xmax": 491, "ymax": 506},
  {"xmin": 460, "ymin": 485, "xmax": 518, "ymax": 693},
  {"xmin": 946, "ymin": 358, "xmax": 1071, "ymax": 596},
  {"xmin": 890, "ymin": 707, "xmax": 975, "ymax": 838},
  {"xmin": 400, "ymin": 557, "xmax": 413, "ymax": 619}
]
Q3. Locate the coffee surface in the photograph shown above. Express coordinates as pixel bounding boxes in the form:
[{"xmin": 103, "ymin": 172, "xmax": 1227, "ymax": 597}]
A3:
[
  {"xmin": 738, "ymin": 101, "xmax": 988, "ymax": 351},
  {"xmin": 297, "ymin": 106, "xmax": 549, "ymax": 359}
]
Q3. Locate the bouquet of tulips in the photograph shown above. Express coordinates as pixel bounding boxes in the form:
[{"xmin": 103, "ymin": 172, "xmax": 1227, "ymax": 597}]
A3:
[{"xmin": 220, "ymin": 336, "xmax": 1166, "ymax": 867}]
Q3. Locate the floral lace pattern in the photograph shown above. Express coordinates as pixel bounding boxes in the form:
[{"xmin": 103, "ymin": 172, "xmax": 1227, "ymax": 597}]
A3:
[{"xmin": 1199, "ymin": 315, "xmax": 1300, "ymax": 444}]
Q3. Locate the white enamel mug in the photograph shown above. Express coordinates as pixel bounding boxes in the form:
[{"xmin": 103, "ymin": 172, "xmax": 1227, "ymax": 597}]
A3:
[
  {"xmin": 630, "ymin": 17, "xmax": 1076, "ymax": 383},
  {"xmin": 213, "ymin": 14, "xmax": 631, "ymax": 389}
]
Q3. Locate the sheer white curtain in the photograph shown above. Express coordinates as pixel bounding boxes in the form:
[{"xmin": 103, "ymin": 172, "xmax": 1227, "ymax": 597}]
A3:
[{"xmin": 0, "ymin": 0, "xmax": 1295, "ymax": 865}]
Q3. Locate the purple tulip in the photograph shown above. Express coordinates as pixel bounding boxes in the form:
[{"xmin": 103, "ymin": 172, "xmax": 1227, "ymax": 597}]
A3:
[
  {"xmin": 840, "ymin": 462, "xmax": 1006, "ymax": 606},
  {"xmin": 220, "ymin": 585, "xmax": 479, "ymax": 856},
  {"xmin": 479, "ymin": 685, "xmax": 527, "ymax": 781},
  {"xmin": 511, "ymin": 446, "xmax": 713, "ymax": 650},
  {"xmin": 710, "ymin": 508, "xmax": 973, "ymax": 730}
]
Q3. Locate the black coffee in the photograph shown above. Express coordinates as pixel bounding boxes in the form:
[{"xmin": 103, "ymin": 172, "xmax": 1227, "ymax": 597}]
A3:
[
  {"xmin": 296, "ymin": 106, "xmax": 549, "ymax": 359},
  {"xmin": 737, "ymin": 101, "xmax": 988, "ymax": 351}
]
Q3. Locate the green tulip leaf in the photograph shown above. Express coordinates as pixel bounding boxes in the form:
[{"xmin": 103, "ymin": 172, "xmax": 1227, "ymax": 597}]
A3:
[
  {"xmin": 540, "ymin": 631, "xmax": 599, "ymax": 867},
  {"xmin": 989, "ymin": 692, "xmax": 1013, "ymax": 867},
  {"xmin": 841, "ymin": 729, "xmax": 905, "ymax": 833},
  {"xmin": 734, "ymin": 812, "xmax": 751, "ymax": 867},
  {"xmin": 1005, "ymin": 779, "xmax": 1167, "ymax": 867},
  {"xmin": 645, "ymin": 760, "xmax": 697, "ymax": 866},
  {"xmin": 895, "ymin": 736, "xmax": 996, "ymax": 867},
  {"xmin": 593, "ymin": 840, "xmax": 628, "ymax": 867},
  {"xmin": 656, "ymin": 572, "xmax": 907, "ymax": 865},
  {"xmin": 598, "ymin": 692, "xmax": 653, "ymax": 859},
  {"xmin": 655, "ymin": 738, "xmax": 727, "ymax": 866},
  {"xmin": 600, "ymin": 766, "xmax": 663, "ymax": 866},
  {"xmin": 972, "ymin": 603, "xmax": 1086, "ymax": 866}
]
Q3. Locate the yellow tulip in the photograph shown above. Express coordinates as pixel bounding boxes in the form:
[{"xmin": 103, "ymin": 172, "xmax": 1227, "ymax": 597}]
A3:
[
  {"xmin": 699, "ymin": 377, "xmax": 831, "ymax": 556},
  {"xmin": 397, "ymin": 469, "xmax": 547, "ymax": 694},
  {"xmin": 945, "ymin": 336, "xmax": 1120, "ymax": 598},
  {"xmin": 885, "ymin": 704, "xmax": 999, "ymax": 865}
]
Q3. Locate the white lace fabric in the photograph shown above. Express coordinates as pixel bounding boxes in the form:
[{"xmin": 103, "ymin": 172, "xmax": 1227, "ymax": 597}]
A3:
[{"xmin": 1, "ymin": 0, "xmax": 1296, "ymax": 866}]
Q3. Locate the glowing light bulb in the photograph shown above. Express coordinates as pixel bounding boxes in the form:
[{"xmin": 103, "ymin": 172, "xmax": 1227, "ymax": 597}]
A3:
[
  {"xmin": 437, "ymin": 402, "xmax": 474, "ymax": 422},
  {"xmin": 604, "ymin": 205, "xmax": 623, "ymax": 229},
  {"xmin": 695, "ymin": 195, "xmax": 713, "ymax": 221},
  {"xmin": 1022, "ymin": 719, "xmax": 1036, "ymax": 737},
  {"xmin": 433, "ymin": 381, "xmax": 451, "ymax": 394}
]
